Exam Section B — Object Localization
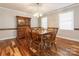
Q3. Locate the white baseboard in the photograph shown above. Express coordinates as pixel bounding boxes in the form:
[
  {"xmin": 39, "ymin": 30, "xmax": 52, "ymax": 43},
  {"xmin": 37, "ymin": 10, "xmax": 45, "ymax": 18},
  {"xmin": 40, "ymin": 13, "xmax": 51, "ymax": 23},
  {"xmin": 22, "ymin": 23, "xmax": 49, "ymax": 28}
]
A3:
[{"xmin": 57, "ymin": 36, "xmax": 79, "ymax": 42}]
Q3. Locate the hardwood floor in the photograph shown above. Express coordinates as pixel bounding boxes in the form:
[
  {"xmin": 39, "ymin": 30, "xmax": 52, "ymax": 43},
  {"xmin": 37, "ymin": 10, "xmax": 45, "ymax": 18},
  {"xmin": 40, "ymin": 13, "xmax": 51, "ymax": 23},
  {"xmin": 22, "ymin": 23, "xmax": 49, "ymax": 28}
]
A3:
[
  {"xmin": 56, "ymin": 37, "xmax": 79, "ymax": 56},
  {"xmin": 0, "ymin": 39, "xmax": 22, "ymax": 56},
  {"xmin": 0, "ymin": 38, "xmax": 79, "ymax": 56}
]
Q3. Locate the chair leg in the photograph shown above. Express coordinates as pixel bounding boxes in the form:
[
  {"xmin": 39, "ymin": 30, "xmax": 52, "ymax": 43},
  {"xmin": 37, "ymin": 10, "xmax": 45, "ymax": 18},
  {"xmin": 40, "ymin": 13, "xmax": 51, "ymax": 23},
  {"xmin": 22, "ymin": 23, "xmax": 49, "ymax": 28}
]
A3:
[
  {"xmin": 50, "ymin": 42, "xmax": 57, "ymax": 54},
  {"xmin": 53, "ymin": 43, "xmax": 57, "ymax": 52}
]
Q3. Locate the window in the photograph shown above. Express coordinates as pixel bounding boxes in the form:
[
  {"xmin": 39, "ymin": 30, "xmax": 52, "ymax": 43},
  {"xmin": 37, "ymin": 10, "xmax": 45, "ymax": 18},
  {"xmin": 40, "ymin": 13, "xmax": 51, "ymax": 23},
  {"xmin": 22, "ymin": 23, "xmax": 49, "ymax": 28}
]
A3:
[
  {"xmin": 41, "ymin": 17, "xmax": 48, "ymax": 29},
  {"xmin": 59, "ymin": 11, "xmax": 74, "ymax": 30}
]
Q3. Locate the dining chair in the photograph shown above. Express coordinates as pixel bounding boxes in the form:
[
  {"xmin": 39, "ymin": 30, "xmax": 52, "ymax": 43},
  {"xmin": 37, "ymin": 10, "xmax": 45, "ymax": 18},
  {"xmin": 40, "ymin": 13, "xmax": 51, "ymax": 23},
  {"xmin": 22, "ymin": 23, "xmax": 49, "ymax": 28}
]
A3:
[
  {"xmin": 25, "ymin": 26, "xmax": 33, "ymax": 46},
  {"xmin": 29, "ymin": 27, "xmax": 46, "ymax": 55},
  {"xmin": 30, "ymin": 32, "xmax": 41, "ymax": 55},
  {"xmin": 50, "ymin": 28, "xmax": 58, "ymax": 53},
  {"xmin": 39, "ymin": 28, "xmax": 58, "ymax": 55}
]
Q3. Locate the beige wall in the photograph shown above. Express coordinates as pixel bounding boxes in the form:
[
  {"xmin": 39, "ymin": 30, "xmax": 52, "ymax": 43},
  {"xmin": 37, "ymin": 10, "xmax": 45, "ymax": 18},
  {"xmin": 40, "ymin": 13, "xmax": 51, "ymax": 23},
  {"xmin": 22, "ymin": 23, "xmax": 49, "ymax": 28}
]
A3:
[
  {"xmin": 48, "ymin": 13, "xmax": 59, "ymax": 28},
  {"xmin": 0, "ymin": 7, "xmax": 38, "ymax": 40},
  {"xmin": 47, "ymin": 4, "xmax": 79, "ymax": 41}
]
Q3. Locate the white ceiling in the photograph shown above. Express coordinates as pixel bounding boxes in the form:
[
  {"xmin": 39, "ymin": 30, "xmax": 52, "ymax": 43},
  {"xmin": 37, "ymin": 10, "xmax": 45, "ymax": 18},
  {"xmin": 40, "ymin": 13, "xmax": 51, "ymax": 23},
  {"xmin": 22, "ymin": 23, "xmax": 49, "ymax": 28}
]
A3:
[{"xmin": 0, "ymin": 3, "xmax": 74, "ymax": 15}]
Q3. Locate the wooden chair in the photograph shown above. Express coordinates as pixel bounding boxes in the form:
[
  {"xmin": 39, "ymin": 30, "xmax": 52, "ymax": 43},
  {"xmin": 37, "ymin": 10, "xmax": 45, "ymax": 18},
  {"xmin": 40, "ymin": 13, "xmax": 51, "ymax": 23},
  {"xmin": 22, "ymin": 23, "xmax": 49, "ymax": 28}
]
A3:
[
  {"xmin": 25, "ymin": 26, "xmax": 33, "ymax": 46},
  {"xmin": 50, "ymin": 28, "xmax": 58, "ymax": 51},
  {"xmin": 16, "ymin": 26, "xmax": 33, "ymax": 56},
  {"xmin": 39, "ymin": 28, "xmax": 58, "ymax": 55},
  {"xmin": 29, "ymin": 27, "xmax": 44, "ymax": 55},
  {"xmin": 32, "ymin": 27, "xmax": 38, "ymax": 32}
]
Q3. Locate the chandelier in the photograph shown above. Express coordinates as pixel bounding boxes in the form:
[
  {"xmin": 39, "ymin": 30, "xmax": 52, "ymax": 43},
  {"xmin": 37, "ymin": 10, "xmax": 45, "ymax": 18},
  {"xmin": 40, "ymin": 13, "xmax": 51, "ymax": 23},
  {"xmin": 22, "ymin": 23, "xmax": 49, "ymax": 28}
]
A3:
[
  {"xmin": 33, "ymin": 3, "xmax": 43, "ymax": 18},
  {"xmin": 33, "ymin": 12, "xmax": 43, "ymax": 18}
]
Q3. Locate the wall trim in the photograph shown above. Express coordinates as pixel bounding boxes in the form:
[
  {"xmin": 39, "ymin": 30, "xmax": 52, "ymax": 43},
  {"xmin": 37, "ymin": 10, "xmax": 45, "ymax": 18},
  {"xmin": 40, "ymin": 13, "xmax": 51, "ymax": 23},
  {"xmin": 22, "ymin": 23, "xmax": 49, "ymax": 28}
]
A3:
[
  {"xmin": 57, "ymin": 36, "xmax": 79, "ymax": 42},
  {"xmin": 74, "ymin": 28, "xmax": 79, "ymax": 30},
  {"xmin": 0, "ymin": 28, "xmax": 17, "ymax": 30}
]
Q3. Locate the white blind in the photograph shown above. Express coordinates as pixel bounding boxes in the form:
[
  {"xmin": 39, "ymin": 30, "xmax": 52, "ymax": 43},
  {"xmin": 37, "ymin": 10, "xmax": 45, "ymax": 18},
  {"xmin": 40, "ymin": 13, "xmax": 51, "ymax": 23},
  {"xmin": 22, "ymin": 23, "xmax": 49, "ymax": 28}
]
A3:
[
  {"xmin": 59, "ymin": 11, "xmax": 74, "ymax": 30},
  {"xmin": 41, "ymin": 17, "xmax": 48, "ymax": 29}
]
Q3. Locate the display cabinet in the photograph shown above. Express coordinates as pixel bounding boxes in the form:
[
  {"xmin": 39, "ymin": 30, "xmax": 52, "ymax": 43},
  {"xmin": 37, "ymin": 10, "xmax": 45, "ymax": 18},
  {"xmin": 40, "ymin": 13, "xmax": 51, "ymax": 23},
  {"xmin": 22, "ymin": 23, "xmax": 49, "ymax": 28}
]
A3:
[{"xmin": 16, "ymin": 16, "xmax": 31, "ymax": 40}]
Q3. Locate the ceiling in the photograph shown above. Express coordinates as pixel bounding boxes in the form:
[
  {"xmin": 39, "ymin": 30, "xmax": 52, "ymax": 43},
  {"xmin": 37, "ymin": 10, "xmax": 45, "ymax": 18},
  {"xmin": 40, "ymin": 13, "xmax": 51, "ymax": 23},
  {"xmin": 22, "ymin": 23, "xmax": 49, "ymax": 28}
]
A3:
[{"xmin": 0, "ymin": 3, "xmax": 74, "ymax": 16}]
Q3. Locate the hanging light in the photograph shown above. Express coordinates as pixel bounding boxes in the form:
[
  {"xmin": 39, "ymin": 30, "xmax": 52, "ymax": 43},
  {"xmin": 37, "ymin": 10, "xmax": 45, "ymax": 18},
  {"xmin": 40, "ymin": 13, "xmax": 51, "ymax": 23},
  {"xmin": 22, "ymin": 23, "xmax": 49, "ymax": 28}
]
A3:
[
  {"xmin": 33, "ymin": 3, "xmax": 43, "ymax": 18},
  {"xmin": 33, "ymin": 12, "xmax": 43, "ymax": 18}
]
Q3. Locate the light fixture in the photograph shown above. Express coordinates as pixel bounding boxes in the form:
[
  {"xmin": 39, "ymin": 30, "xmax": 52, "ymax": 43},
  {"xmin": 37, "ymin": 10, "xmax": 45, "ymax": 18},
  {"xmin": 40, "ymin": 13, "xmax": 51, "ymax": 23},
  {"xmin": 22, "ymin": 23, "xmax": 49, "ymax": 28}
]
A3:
[
  {"xmin": 33, "ymin": 12, "xmax": 43, "ymax": 18},
  {"xmin": 33, "ymin": 3, "xmax": 43, "ymax": 18}
]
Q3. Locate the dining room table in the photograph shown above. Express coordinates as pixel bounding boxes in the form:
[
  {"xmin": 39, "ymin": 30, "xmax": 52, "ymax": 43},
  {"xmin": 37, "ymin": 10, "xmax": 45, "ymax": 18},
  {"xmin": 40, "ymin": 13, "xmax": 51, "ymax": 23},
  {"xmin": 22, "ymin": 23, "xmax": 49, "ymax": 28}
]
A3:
[{"xmin": 31, "ymin": 29, "xmax": 54, "ymax": 55}]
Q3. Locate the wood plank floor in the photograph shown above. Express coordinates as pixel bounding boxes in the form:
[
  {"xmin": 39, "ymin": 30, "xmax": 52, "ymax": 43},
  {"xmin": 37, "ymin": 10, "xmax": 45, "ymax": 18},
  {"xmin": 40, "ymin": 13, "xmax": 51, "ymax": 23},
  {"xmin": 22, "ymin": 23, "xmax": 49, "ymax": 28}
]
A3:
[
  {"xmin": 0, "ymin": 39, "xmax": 22, "ymax": 56},
  {"xmin": 0, "ymin": 38, "xmax": 79, "ymax": 56},
  {"xmin": 56, "ymin": 37, "xmax": 79, "ymax": 56}
]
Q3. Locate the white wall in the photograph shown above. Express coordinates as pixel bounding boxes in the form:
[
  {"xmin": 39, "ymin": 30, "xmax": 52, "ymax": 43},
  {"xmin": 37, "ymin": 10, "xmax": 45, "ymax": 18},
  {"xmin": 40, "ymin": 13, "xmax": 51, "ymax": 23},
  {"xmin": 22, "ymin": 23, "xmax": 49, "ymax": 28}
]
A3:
[
  {"xmin": 48, "ymin": 13, "xmax": 59, "ymax": 28},
  {"xmin": 47, "ymin": 4, "xmax": 79, "ymax": 42},
  {"xmin": 0, "ymin": 7, "xmax": 38, "ymax": 40}
]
